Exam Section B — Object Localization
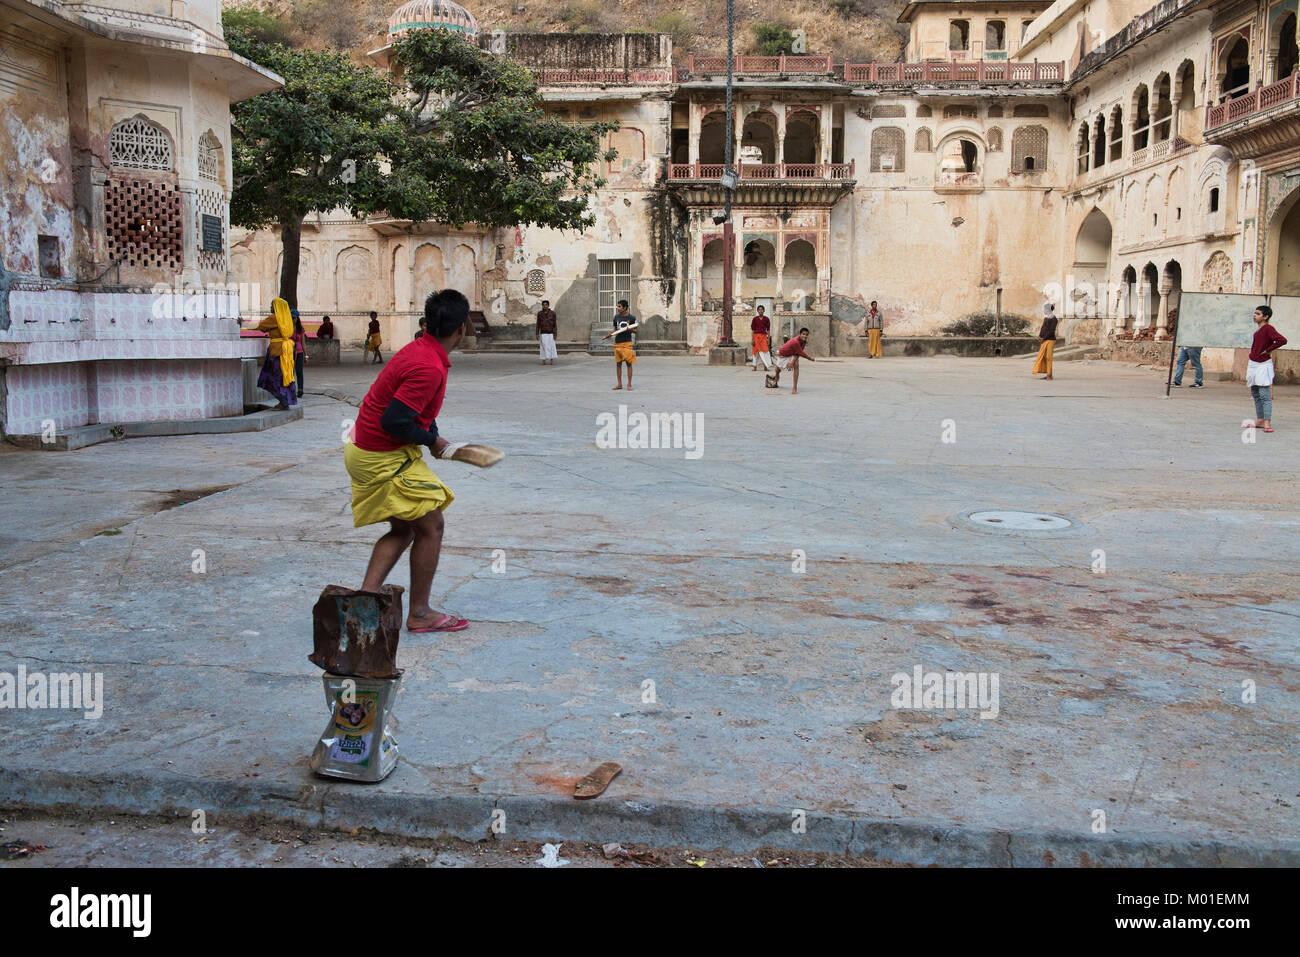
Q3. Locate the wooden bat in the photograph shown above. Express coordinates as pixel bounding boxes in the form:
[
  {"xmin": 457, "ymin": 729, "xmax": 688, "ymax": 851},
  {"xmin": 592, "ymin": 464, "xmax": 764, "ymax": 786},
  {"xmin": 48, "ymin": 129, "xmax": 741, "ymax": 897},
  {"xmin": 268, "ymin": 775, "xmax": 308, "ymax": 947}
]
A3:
[
  {"xmin": 438, "ymin": 443, "xmax": 504, "ymax": 468},
  {"xmin": 601, "ymin": 321, "xmax": 639, "ymax": 340}
]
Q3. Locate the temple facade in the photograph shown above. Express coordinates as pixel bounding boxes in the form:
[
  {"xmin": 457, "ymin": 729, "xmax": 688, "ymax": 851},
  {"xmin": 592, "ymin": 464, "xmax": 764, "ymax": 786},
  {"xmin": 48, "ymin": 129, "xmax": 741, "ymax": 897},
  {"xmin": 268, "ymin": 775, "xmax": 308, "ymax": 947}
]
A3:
[
  {"xmin": 0, "ymin": 0, "xmax": 280, "ymax": 438},
  {"xmin": 229, "ymin": 0, "xmax": 1300, "ymax": 373}
]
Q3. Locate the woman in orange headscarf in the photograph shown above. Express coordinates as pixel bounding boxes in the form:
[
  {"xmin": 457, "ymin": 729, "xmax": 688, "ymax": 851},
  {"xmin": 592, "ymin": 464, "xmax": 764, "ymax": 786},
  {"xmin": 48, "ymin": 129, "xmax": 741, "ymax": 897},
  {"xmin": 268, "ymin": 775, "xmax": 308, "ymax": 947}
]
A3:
[{"xmin": 255, "ymin": 297, "xmax": 297, "ymax": 409}]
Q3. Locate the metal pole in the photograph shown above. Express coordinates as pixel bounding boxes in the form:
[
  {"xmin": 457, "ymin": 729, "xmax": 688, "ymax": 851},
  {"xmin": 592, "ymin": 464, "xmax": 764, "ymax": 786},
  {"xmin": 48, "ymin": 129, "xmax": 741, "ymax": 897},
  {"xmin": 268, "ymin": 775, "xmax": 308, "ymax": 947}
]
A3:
[{"xmin": 720, "ymin": 0, "xmax": 737, "ymax": 347}]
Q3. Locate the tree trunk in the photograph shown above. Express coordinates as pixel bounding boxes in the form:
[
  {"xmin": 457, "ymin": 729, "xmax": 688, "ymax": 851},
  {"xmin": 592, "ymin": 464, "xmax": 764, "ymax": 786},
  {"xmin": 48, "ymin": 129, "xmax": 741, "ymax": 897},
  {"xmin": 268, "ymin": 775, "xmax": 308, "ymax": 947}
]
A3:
[{"xmin": 278, "ymin": 216, "xmax": 305, "ymax": 310}]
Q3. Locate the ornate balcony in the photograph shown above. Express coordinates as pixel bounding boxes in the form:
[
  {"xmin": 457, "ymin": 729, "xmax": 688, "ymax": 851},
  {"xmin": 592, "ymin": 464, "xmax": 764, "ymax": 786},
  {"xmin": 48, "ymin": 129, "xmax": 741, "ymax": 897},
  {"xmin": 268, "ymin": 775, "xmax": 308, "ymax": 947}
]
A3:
[
  {"xmin": 844, "ymin": 60, "xmax": 1064, "ymax": 84},
  {"xmin": 666, "ymin": 161, "xmax": 855, "ymax": 207},
  {"xmin": 685, "ymin": 54, "xmax": 835, "ymax": 78},
  {"xmin": 533, "ymin": 67, "xmax": 674, "ymax": 86},
  {"xmin": 1205, "ymin": 75, "xmax": 1300, "ymax": 159}
]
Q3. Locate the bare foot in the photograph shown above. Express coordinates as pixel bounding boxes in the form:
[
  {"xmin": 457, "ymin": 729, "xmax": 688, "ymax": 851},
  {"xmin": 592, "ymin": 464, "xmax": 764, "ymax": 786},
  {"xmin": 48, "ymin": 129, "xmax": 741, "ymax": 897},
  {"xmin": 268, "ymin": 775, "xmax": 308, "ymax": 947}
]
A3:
[
  {"xmin": 612, "ymin": 385, "xmax": 623, "ymax": 390},
  {"xmin": 626, "ymin": 385, "xmax": 633, "ymax": 391},
  {"xmin": 1044, "ymin": 375, "xmax": 1053, "ymax": 380},
  {"xmin": 791, "ymin": 389, "xmax": 799, "ymax": 395}
]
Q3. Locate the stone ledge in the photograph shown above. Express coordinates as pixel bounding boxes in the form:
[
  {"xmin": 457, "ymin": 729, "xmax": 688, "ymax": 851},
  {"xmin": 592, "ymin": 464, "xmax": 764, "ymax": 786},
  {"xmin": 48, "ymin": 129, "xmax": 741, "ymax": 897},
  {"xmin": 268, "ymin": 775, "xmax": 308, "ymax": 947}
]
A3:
[{"xmin": 4, "ymin": 406, "xmax": 302, "ymax": 451}]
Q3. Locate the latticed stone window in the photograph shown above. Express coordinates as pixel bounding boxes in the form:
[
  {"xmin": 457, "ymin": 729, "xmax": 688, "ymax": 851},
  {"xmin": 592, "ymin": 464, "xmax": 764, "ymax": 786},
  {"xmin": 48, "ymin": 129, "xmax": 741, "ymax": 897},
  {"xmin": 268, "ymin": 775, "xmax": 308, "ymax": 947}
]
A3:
[
  {"xmin": 988, "ymin": 104, "xmax": 1004, "ymax": 118},
  {"xmin": 198, "ymin": 130, "xmax": 222, "ymax": 181},
  {"xmin": 943, "ymin": 105, "xmax": 977, "ymax": 119},
  {"xmin": 870, "ymin": 127, "xmax": 905, "ymax": 172},
  {"xmin": 915, "ymin": 104, "xmax": 932, "ymax": 117},
  {"xmin": 988, "ymin": 127, "xmax": 1003, "ymax": 152},
  {"xmin": 1013, "ymin": 104, "xmax": 1049, "ymax": 118},
  {"xmin": 526, "ymin": 269, "xmax": 546, "ymax": 293},
  {"xmin": 872, "ymin": 104, "xmax": 906, "ymax": 118},
  {"xmin": 1011, "ymin": 125, "xmax": 1048, "ymax": 173},
  {"xmin": 914, "ymin": 128, "xmax": 933, "ymax": 152},
  {"xmin": 109, "ymin": 116, "xmax": 174, "ymax": 171},
  {"xmin": 107, "ymin": 178, "xmax": 183, "ymax": 269}
]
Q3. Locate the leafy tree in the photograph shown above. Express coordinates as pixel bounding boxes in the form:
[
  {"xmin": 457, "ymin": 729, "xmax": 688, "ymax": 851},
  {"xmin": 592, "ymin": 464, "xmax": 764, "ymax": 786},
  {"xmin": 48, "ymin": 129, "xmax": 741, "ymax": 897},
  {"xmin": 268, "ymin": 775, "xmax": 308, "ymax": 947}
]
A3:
[
  {"xmin": 226, "ymin": 29, "xmax": 415, "ymax": 308},
  {"xmin": 388, "ymin": 28, "xmax": 617, "ymax": 231},
  {"xmin": 226, "ymin": 18, "xmax": 616, "ymax": 309},
  {"xmin": 222, "ymin": 4, "xmax": 293, "ymax": 48},
  {"xmin": 752, "ymin": 24, "xmax": 797, "ymax": 56}
]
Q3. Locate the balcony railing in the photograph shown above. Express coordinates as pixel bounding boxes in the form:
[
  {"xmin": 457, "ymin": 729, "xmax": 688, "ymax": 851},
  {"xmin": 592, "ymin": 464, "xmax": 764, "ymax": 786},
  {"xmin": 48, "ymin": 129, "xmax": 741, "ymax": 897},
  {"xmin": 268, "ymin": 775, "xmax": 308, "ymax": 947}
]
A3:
[
  {"xmin": 668, "ymin": 161, "xmax": 855, "ymax": 181},
  {"xmin": 534, "ymin": 67, "xmax": 674, "ymax": 85},
  {"xmin": 1205, "ymin": 74, "xmax": 1300, "ymax": 129},
  {"xmin": 844, "ymin": 60, "xmax": 1064, "ymax": 83},
  {"xmin": 686, "ymin": 54, "xmax": 834, "ymax": 75}
]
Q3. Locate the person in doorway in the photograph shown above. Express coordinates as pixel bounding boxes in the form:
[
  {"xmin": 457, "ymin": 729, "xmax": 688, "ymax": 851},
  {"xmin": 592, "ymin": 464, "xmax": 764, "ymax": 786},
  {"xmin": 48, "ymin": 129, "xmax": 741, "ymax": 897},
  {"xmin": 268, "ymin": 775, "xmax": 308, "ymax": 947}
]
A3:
[
  {"xmin": 866, "ymin": 301, "xmax": 883, "ymax": 358},
  {"xmin": 1172, "ymin": 344, "xmax": 1204, "ymax": 388},
  {"xmin": 771, "ymin": 327, "xmax": 815, "ymax": 395},
  {"xmin": 750, "ymin": 305, "xmax": 771, "ymax": 372},
  {"xmin": 1245, "ymin": 304, "xmax": 1287, "ymax": 433},
  {"xmin": 291, "ymin": 311, "xmax": 307, "ymax": 399},
  {"xmin": 366, "ymin": 311, "xmax": 384, "ymax": 364},
  {"xmin": 1032, "ymin": 303, "xmax": 1058, "ymax": 380},
  {"xmin": 600, "ymin": 300, "xmax": 638, "ymax": 390},
  {"xmin": 343, "ymin": 289, "xmax": 473, "ymax": 633},
  {"xmin": 536, "ymin": 300, "xmax": 558, "ymax": 366},
  {"xmin": 317, "ymin": 315, "xmax": 335, "ymax": 340}
]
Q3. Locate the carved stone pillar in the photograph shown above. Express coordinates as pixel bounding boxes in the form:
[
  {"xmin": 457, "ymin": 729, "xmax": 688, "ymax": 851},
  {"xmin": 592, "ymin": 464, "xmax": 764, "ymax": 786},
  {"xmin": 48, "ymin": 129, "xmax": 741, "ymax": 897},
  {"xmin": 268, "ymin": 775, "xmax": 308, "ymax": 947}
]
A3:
[
  {"xmin": 776, "ymin": 109, "xmax": 787, "ymax": 164},
  {"xmin": 1155, "ymin": 278, "xmax": 1172, "ymax": 339},
  {"xmin": 180, "ymin": 182, "xmax": 201, "ymax": 288},
  {"xmin": 688, "ymin": 104, "xmax": 701, "ymax": 165}
]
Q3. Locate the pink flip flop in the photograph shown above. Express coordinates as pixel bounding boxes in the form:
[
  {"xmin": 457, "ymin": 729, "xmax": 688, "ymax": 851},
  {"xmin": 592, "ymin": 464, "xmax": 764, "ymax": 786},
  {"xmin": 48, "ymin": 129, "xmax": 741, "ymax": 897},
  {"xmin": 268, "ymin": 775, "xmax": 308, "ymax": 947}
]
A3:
[{"xmin": 408, "ymin": 613, "xmax": 469, "ymax": 633}]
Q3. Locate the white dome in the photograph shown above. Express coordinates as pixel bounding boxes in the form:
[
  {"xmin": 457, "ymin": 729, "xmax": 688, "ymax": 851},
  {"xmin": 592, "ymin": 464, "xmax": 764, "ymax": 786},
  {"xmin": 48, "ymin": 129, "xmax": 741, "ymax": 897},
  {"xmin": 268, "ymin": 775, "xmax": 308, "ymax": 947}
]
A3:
[{"xmin": 388, "ymin": 0, "xmax": 479, "ymax": 38}]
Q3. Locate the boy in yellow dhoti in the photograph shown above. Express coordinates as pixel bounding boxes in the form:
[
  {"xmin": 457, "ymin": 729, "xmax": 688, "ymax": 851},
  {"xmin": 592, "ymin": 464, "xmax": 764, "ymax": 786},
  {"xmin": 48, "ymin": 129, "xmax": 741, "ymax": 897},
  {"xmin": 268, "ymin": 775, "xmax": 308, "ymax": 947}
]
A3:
[
  {"xmin": 345, "ymin": 290, "xmax": 470, "ymax": 633},
  {"xmin": 600, "ymin": 299, "xmax": 638, "ymax": 391},
  {"xmin": 866, "ymin": 301, "xmax": 883, "ymax": 358},
  {"xmin": 1032, "ymin": 303, "xmax": 1058, "ymax": 380}
]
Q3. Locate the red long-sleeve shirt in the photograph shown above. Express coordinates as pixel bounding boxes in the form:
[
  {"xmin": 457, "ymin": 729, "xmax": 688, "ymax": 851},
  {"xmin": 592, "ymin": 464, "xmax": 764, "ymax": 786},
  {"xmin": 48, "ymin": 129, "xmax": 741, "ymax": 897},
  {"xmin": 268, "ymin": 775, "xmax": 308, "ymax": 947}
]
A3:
[
  {"xmin": 778, "ymin": 336, "xmax": 810, "ymax": 359},
  {"xmin": 1250, "ymin": 323, "xmax": 1287, "ymax": 363}
]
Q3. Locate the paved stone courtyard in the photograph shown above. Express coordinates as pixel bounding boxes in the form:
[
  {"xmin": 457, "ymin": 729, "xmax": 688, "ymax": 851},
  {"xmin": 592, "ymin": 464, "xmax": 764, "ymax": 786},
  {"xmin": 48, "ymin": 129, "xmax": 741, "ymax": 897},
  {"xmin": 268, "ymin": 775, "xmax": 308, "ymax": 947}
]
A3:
[{"xmin": 1, "ymin": 354, "xmax": 1297, "ymax": 865}]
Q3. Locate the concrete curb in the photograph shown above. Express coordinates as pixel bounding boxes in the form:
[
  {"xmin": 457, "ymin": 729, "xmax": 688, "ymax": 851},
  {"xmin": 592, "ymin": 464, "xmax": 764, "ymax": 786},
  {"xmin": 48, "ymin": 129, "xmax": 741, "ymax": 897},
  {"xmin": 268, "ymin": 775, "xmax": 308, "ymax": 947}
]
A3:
[
  {"xmin": 4, "ymin": 407, "xmax": 303, "ymax": 451},
  {"xmin": 3, "ymin": 766, "xmax": 1296, "ymax": 867}
]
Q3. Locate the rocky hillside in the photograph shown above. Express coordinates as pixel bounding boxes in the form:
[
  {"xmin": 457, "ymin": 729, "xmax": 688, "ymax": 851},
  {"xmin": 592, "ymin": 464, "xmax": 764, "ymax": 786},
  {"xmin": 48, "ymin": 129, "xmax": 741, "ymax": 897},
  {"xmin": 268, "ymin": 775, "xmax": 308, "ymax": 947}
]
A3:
[{"xmin": 229, "ymin": 0, "xmax": 908, "ymax": 63}]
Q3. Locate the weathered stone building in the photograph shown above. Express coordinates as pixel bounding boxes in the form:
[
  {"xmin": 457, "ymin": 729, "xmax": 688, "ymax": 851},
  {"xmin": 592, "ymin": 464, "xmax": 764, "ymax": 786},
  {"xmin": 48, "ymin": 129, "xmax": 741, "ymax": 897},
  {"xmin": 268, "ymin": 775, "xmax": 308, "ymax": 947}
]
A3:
[
  {"xmin": 231, "ymin": 0, "xmax": 1300, "ymax": 371},
  {"xmin": 0, "ymin": 0, "xmax": 281, "ymax": 438}
]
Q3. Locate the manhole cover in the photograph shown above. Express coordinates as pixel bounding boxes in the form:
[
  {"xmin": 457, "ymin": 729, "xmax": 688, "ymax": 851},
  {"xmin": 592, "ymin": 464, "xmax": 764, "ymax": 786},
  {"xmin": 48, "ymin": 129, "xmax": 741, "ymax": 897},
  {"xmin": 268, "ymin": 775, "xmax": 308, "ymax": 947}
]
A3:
[{"xmin": 967, "ymin": 510, "xmax": 1072, "ymax": 530}]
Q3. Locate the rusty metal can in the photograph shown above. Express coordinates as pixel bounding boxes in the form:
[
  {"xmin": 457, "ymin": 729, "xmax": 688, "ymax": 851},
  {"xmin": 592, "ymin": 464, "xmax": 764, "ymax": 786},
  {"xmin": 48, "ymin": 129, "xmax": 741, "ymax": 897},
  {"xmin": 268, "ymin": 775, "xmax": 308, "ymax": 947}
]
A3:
[{"xmin": 310, "ymin": 673, "xmax": 401, "ymax": 782}]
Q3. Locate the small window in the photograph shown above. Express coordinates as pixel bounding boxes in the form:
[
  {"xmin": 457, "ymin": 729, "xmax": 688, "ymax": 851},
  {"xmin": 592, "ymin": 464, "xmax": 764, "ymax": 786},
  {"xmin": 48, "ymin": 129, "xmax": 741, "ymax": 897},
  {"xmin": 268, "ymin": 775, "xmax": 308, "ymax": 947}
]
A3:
[
  {"xmin": 526, "ymin": 269, "xmax": 546, "ymax": 293},
  {"xmin": 1025, "ymin": 156, "xmax": 1035, "ymax": 171},
  {"xmin": 38, "ymin": 235, "xmax": 61, "ymax": 278},
  {"xmin": 1209, "ymin": 187, "xmax": 1220, "ymax": 212},
  {"xmin": 950, "ymin": 20, "xmax": 970, "ymax": 51},
  {"xmin": 1176, "ymin": 207, "xmax": 1182, "ymax": 220},
  {"xmin": 1153, "ymin": 214, "xmax": 1159, "ymax": 226},
  {"xmin": 986, "ymin": 20, "xmax": 1006, "ymax": 52}
]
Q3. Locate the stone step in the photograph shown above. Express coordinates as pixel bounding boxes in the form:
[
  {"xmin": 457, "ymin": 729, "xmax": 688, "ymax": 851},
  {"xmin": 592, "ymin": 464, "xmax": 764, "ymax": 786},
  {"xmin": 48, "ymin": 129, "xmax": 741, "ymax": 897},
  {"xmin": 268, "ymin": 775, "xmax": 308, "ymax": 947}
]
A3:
[{"xmin": 471, "ymin": 339, "xmax": 691, "ymax": 356}]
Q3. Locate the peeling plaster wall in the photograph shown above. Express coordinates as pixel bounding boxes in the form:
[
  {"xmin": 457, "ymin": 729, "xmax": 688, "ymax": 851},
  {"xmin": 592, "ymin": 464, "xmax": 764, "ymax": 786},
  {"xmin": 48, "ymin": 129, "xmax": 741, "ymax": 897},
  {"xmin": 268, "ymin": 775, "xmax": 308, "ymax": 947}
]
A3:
[
  {"xmin": 832, "ymin": 98, "xmax": 1070, "ymax": 337},
  {"xmin": 1, "ymin": 15, "xmax": 76, "ymax": 282}
]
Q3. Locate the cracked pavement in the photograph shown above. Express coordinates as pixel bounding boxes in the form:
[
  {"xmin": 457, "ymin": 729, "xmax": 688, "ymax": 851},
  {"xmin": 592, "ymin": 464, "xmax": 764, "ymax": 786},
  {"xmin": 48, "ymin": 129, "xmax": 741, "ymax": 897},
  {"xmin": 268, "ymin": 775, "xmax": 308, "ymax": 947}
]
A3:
[{"xmin": 1, "ymin": 353, "xmax": 1297, "ymax": 862}]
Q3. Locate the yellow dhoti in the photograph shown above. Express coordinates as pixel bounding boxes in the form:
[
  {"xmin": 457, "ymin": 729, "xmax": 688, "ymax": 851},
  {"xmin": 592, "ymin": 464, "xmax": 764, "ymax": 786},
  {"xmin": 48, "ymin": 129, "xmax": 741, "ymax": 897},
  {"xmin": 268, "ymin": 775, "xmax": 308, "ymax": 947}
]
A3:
[
  {"xmin": 867, "ymin": 328, "xmax": 883, "ymax": 357},
  {"xmin": 1032, "ymin": 339, "xmax": 1054, "ymax": 376},
  {"xmin": 343, "ymin": 442, "xmax": 454, "ymax": 528},
  {"xmin": 614, "ymin": 342, "xmax": 637, "ymax": 364}
]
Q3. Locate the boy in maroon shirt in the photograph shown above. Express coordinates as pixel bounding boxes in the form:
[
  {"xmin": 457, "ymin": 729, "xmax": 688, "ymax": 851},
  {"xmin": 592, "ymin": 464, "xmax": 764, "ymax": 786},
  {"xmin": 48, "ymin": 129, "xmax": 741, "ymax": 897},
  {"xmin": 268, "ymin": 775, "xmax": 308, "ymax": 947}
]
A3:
[
  {"xmin": 770, "ymin": 327, "xmax": 815, "ymax": 395},
  {"xmin": 750, "ymin": 306, "xmax": 771, "ymax": 372},
  {"xmin": 1245, "ymin": 304, "xmax": 1288, "ymax": 433}
]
